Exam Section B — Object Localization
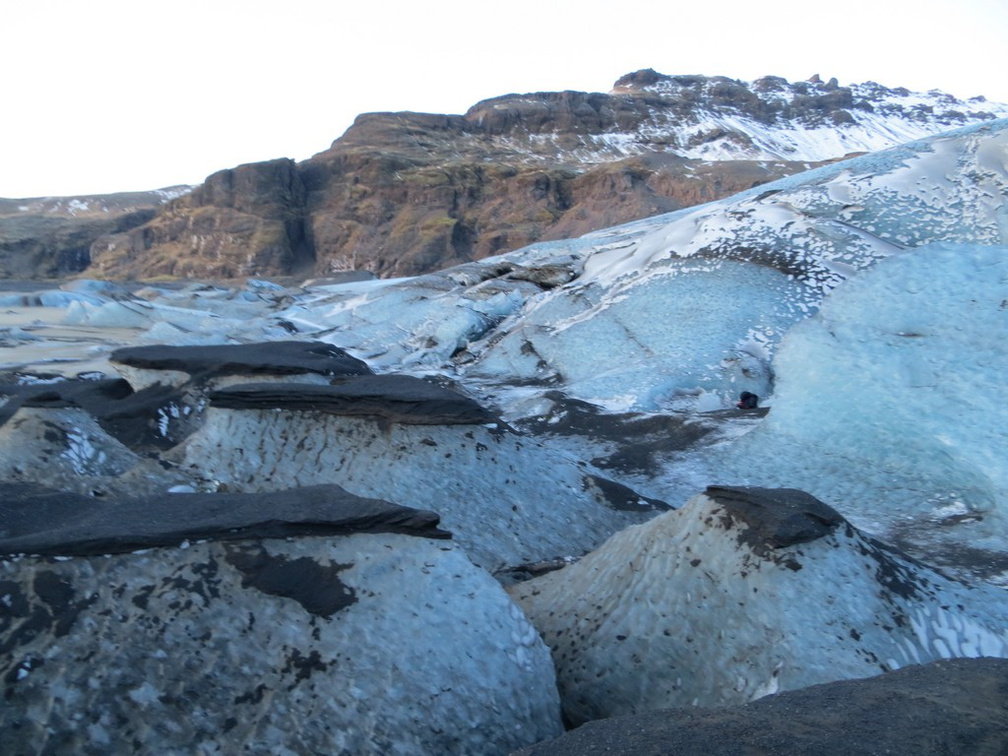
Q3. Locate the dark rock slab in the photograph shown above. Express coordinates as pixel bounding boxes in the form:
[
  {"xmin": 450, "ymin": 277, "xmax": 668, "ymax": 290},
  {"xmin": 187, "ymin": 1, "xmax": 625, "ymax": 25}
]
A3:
[
  {"xmin": 515, "ymin": 658, "xmax": 1008, "ymax": 756},
  {"xmin": 0, "ymin": 375, "xmax": 133, "ymax": 427},
  {"xmin": 0, "ymin": 374, "xmax": 203, "ymax": 450},
  {"xmin": 208, "ymin": 374, "xmax": 498, "ymax": 425},
  {"xmin": 584, "ymin": 474, "xmax": 669, "ymax": 512},
  {"xmin": 705, "ymin": 485, "xmax": 845, "ymax": 549},
  {"xmin": 109, "ymin": 340, "xmax": 371, "ymax": 379},
  {"xmin": 514, "ymin": 391, "xmax": 768, "ymax": 477},
  {"xmin": 0, "ymin": 482, "xmax": 449, "ymax": 556}
]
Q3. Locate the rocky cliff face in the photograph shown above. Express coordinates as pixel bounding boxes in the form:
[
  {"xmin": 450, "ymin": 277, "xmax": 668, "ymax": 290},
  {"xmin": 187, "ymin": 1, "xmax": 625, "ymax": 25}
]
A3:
[
  {"xmin": 88, "ymin": 160, "xmax": 310, "ymax": 279},
  {"xmin": 85, "ymin": 121, "xmax": 819, "ymax": 280},
  {"xmin": 296, "ymin": 126, "xmax": 806, "ymax": 278},
  {"xmin": 9, "ymin": 70, "xmax": 1007, "ymax": 281},
  {"xmin": 0, "ymin": 189, "xmax": 188, "ymax": 280}
]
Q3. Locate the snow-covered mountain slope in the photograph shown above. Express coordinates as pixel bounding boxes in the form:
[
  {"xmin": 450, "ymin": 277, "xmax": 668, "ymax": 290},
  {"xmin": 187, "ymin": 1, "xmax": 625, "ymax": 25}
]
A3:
[
  {"xmin": 472, "ymin": 70, "xmax": 1008, "ymax": 166},
  {"xmin": 631, "ymin": 73, "xmax": 1008, "ymax": 162},
  {"xmin": 635, "ymin": 72, "xmax": 1008, "ymax": 159}
]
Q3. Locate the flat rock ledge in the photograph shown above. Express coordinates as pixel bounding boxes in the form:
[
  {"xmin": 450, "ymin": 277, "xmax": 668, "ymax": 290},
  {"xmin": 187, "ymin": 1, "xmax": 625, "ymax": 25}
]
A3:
[
  {"xmin": 0, "ymin": 482, "xmax": 448, "ymax": 557},
  {"xmin": 110, "ymin": 340, "xmax": 371, "ymax": 380},
  {"xmin": 705, "ymin": 485, "xmax": 845, "ymax": 550},
  {"xmin": 208, "ymin": 374, "xmax": 498, "ymax": 425}
]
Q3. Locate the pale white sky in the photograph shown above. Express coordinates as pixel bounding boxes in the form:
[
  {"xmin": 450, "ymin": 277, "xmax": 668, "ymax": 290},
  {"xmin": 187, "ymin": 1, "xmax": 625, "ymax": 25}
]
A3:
[{"xmin": 2, "ymin": 0, "xmax": 1006, "ymax": 198}]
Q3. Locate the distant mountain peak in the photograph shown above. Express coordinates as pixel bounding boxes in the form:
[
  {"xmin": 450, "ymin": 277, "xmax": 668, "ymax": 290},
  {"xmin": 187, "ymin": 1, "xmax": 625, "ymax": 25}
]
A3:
[
  {"xmin": 602, "ymin": 68, "xmax": 1008, "ymax": 163},
  {"xmin": 610, "ymin": 68, "xmax": 1002, "ymax": 117}
]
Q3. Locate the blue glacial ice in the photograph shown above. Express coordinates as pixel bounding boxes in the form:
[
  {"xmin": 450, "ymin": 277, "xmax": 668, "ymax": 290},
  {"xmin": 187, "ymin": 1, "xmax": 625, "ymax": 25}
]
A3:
[
  {"xmin": 455, "ymin": 119, "xmax": 1008, "ymax": 413},
  {"xmin": 666, "ymin": 243, "xmax": 1008, "ymax": 569}
]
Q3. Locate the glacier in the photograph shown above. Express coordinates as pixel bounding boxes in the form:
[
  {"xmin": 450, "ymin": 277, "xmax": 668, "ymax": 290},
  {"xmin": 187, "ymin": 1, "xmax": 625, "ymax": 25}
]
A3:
[
  {"xmin": 281, "ymin": 118, "xmax": 1008, "ymax": 422},
  {"xmin": 670, "ymin": 242, "xmax": 1008, "ymax": 574},
  {"xmin": 3, "ymin": 119, "xmax": 1007, "ymax": 580},
  {"xmin": 3, "ymin": 116, "xmax": 1008, "ymax": 754}
]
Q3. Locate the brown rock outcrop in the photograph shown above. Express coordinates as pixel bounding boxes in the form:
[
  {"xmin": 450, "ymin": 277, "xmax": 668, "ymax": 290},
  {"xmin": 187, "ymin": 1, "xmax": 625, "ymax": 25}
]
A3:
[
  {"xmin": 0, "ymin": 191, "xmax": 181, "ymax": 280},
  {"xmin": 93, "ymin": 136, "xmax": 809, "ymax": 281},
  {"xmin": 90, "ymin": 159, "xmax": 311, "ymax": 279},
  {"xmin": 76, "ymin": 73, "xmax": 864, "ymax": 280}
]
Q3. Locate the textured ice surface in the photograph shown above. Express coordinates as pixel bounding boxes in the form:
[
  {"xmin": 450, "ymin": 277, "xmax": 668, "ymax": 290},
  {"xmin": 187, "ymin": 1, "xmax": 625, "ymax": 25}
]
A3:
[
  {"xmin": 3, "ymin": 120, "xmax": 1006, "ymax": 579},
  {"xmin": 177, "ymin": 408, "xmax": 658, "ymax": 571},
  {"xmin": 664, "ymin": 244, "xmax": 1008, "ymax": 569},
  {"xmin": 1, "ymin": 534, "xmax": 563, "ymax": 754},
  {"xmin": 469, "ymin": 262, "xmax": 803, "ymax": 410},
  {"xmin": 453, "ymin": 120, "xmax": 1008, "ymax": 413},
  {"xmin": 11, "ymin": 121, "xmax": 1003, "ymax": 411},
  {"xmin": 277, "ymin": 272, "xmax": 534, "ymax": 369},
  {"xmin": 510, "ymin": 491, "xmax": 1008, "ymax": 723}
]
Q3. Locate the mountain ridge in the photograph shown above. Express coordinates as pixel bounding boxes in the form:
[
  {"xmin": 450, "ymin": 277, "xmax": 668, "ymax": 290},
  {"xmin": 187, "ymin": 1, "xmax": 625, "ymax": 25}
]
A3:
[
  {"xmin": 0, "ymin": 187, "xmax": 191, "ymax": 280},
  {"xmin": 3, "ymin": 70, "xmax": 1005, "ymax": 281},
  {"xmin": 454, "ymin": 69, "xmax": 1007, "ymax": 164}
]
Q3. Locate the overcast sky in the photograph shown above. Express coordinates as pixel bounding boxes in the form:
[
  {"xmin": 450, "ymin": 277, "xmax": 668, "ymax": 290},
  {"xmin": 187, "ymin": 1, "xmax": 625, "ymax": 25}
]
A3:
[{"xmin": 2, "ymin": 0, "xmax": 1006, "ymax": 198}]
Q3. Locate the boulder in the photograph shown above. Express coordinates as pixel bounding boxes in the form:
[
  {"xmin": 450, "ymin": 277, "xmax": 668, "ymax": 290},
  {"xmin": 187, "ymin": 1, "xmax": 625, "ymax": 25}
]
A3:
[{"xmin": 515, "ymin": 658, "xmax": 1008, "ymax": 755}]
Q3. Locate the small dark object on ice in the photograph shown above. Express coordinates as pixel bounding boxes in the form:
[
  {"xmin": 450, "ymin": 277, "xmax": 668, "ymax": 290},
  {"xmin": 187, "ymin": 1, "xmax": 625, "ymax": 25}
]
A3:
[{"xmin": 737, "ymin": 392, "xmax": 759, "ymax": 409}]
